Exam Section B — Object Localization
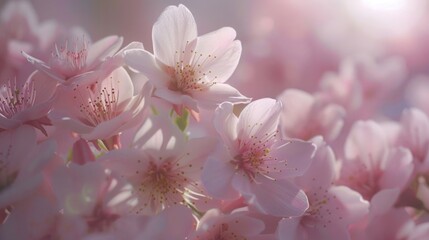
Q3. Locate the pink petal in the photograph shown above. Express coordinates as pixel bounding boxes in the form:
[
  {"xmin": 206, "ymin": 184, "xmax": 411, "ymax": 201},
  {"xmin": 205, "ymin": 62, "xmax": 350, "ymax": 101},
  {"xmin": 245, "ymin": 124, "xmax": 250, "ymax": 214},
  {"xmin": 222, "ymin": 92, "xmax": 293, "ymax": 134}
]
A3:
[
  {"xmin": 49, "ymin": 111, "xmax": 93, "ymax": 134},
  {"xmin": 379, "ymin": 147, "xmax": 413, "ymax": 190},
  {"xmin": 152, "ymin": 4, "xmax": 197, "ymax": 66},
  {"xmin": 417, "ymin": 176, "xmax": 429, "ymax": 210},
  {"xmin": 194, "ymin": 27, "xmax": 241, "ymax": 83},
  {"xmin": 330, "ymin": 186, "xmax": 369, "ymax": 225},
  {"xmin": 270, "ymin": 139, "xmax": 316, "ymax": 179},
  {"xmin": 154, "ymin": 88, "xmax": 199, "ymax": 112},
  {"xmin": 213, "ymin": 102, "xmax": 239, "ymax": 154},
  {"xmin": 370, "ymin": 188, "xmax": 401, "ymax": 217},
  {"xmin": 22, "ymin": 51, "xmax": 66, "ymax": 83},
  {"xmin": 140, "ymin": 205, "xmax": 194, "ymax": 239},
  {"xmin": 99, "ymin": 67, "xmax": 134, "ymax": 105},
  {"xmin": 124, "ymin": 49, "xmax": 170, "ymax": 87},
  {"xmin": 277, "ymin": 218, "xmax": 301, "ymax": 240},
  {"xmin": 192, "ymin": 83, "xmax": 251, "ymax": 108},
  {"xmin": 0, "ymin": 117, "xmax": 21, "ymax": 129},
  {"xmin": 344, "ymin": 121, "xmax": 387, "ymax": 167},
  {"xmin": 400, "ymin": 108, "xmax": 429, "ymax": 168},
  {"xmin": 278, "ymin": 89, "xmax": 314, "ymax": 137},
  {"xmin": 86, "ymin": 35, "xmax": 123, "ymax": 68},
  {"xmin": 234, "ymin": 177, "xmax": 309, "ymax": 217},
  {"xmin": 295, "ymin": 139, "xmax": 336, "ymax": 189},
  {"xmin": 202, "ymin": 157, "xmax": 239, "ymax": 200},
  {"xmin": 237, "ymin": 98, "xmax": 281, "ymax": 142},
  {"xmin": 82, "ymin": 111, "xmax": 133, "ymax": 140},
  {"xmin": 226, "ymin": 213, "xmax": 265, "ymax": 236}
]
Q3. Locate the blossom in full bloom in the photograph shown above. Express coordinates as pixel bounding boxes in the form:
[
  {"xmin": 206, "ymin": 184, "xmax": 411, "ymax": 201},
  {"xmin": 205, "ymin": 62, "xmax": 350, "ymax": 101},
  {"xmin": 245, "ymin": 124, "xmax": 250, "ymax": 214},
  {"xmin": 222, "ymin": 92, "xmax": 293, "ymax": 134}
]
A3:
[
  {"xmin": 278, "ymin": 138, "xmax": 369, "ymax": 240},
  {"xmin": 22, "ymin": 28, "xmax": 123, "ymax": 86},
  {"xmin": 101, "ymin": 115, "xmax": 216, "ymax": 215},
  {"xmin": 202, "ymin": 98, "xmax": 316, "ymax": 217},
  {"xmin": 49, "ymin": 67, "xmax": 151, "ymax": 146},
  {"xmin": 0, "ymin": 71, "xmax": 57, "ymax": 135},
  {"xmin": 124, "ymin": 4, "xmax": 250, "ymax": 115}
]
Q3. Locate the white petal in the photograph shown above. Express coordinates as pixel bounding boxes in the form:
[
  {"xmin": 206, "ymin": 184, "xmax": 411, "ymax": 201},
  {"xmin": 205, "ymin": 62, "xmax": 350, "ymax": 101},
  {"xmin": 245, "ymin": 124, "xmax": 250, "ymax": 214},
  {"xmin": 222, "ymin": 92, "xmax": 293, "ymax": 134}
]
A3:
[
  {"xmin": 194, "ymin": 28, "xmax": 241, "ymax": 83},
  {"xmin": 237, "ymin": 98, "xmax": 281, "ymax": 142},
  {"xmin": 152, "ymin": 4, "xmax": 197, "ymax": 66},
  {"xmin": 192, "ymin": 83, "xmax": 251, "ymax": 109},
  {"xmin": 124, "ymin": 49, "xmax": 170, "ymax": 87},
  {"xmin": 86, "ymin": 35, "xmax": 123, "ymax": 68}
]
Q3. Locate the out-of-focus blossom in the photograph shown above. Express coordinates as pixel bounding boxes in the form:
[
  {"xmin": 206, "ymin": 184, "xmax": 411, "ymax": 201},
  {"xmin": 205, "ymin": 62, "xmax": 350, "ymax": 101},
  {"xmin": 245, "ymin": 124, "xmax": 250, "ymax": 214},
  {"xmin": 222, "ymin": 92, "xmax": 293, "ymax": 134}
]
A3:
[
  {"xmin": 0, "ymin": 0, "xmax": 59, "ymax": 81},
  {"xmin": 278, "ymin": 89, "xmax": 345, "ymax": 142},
  {"xmin": 397, "ymin": 108, "xmax": 429, "ymax": 172},
  {"xmin": 125, "ymin": 4, "xmax": 250, "ymax": 115},
  {"xmin": 22, "ymin": 28, "xmax": 123, "ymax": 86},
  {"xmin": 278, "ymin": 138, "xmax": 369, "ymax": 240},
  {"xmin": 339, "ymin": 121, "xmax": 413, "ymax": 202},
  {"xmin": 0, "ymin": 125, "xmax": 55, "ymax": 208}
]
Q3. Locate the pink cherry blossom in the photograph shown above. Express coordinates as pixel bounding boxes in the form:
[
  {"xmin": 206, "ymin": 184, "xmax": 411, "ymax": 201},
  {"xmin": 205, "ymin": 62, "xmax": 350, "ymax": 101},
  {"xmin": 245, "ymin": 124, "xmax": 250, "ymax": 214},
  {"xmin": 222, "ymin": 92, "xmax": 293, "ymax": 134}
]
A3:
[
  {"xmin": 278, "ymin": 89, "xmax": 345, "ymax": 142},
  {"xmin": 0, "ymin": 0, "xmax": 59, "ymax": 77},
  {"xmin": 22, "ymin": 28, "xmax": 123, "ymax": 86},
  {"xmin": 189, "ymin": 208, "xmax": 272, "ymax": 240},
  {"xmin": 396, "ymin": 108, "xmax": 429, "ymax": 172},
  {"xmin": 101, "ymin": 115, "xmax": 216, "ymax": 215},
  {"xmin": 0, "ymin": 71, "xmax": 57, "ymax": 135},
  {"xmin": 339, "ymin": 120, "xmax": 413, "ymax": 202},
  {"xmin": 124, "ymin": 4, "xmax": 250, "ymax": 115},
  {"xmin": 202, "ymin": 98, "xmax": 316, "ymax": 217},
  {"xmin": 318, "ymin": 55, "xmax": 406, "ymax": 120},
  {"xmin": 277, "ymin": 137, "xmax": 369, "ymax": 240},
  {"xmin": 49, "ymin": 67, "xmax": 151, "ymax": 146},
  {"xmin": 48, "ymin": 161, "xmax": 140, "ymax": 239}
]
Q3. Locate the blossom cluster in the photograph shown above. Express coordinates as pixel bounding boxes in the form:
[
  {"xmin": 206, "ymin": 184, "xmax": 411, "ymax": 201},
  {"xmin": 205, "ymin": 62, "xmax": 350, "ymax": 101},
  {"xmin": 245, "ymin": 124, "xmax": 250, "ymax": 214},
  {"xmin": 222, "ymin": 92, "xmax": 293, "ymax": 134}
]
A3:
[{"xmin": 1, "ymin": 1, "xmax": 429, "ymax": 239}]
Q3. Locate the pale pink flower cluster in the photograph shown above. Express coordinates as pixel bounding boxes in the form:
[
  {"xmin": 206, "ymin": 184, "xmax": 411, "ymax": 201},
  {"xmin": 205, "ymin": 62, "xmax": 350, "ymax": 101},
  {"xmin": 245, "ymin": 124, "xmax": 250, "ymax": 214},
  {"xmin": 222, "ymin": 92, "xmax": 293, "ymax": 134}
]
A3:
[{"xmin": 1, "ymin": 1, "xmax": 429, "ymax": 239}]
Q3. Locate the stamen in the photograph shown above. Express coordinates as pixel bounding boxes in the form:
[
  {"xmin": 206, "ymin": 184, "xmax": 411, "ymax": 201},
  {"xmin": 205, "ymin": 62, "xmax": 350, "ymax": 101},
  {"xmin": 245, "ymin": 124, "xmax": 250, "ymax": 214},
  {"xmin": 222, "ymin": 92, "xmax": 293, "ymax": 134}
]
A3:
[
  {"xmin": 0, "ymin": 78, "xmax": 36, "ymax": 118},
  {"xmin": 73, "ymin": 79, "xmax": 119, "ymax": 127},
  {"xmin": 51, "ymin": 36, "xmax": 89, "ymax": 78},
  {"xmin": 231, "ymin": 128, "xmax": 282, "ymax": 182},
  {"xmin": 170, "ymin": 45, "xmax": 217, "ymax": 93}
]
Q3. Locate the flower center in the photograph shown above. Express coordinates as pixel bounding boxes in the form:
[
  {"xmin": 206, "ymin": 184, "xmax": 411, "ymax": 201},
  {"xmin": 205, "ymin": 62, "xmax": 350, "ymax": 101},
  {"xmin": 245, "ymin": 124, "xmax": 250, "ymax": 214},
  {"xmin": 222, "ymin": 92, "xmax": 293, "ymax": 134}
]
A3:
[
  {"xmin": 168, "ymin": 46, "xmax": 218, "ymax": 93},
  {"xmin": 0, "ymin": 79, "xmax": 36, "ymax": 118},
  {"xmin": 50, "ymin": 37, "xmax": 88, "ymax": 78},
  {"xmin": 73, "ymin": 81, "xmax": 119, "ymax": 127},
  {"xmin": 231, "ymin": 129, "xmax": 280, "ymax": 182}
]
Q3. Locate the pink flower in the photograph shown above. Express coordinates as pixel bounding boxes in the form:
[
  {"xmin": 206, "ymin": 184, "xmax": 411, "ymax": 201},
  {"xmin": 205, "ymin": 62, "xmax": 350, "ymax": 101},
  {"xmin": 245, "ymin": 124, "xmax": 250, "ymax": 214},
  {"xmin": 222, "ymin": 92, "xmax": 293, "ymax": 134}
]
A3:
[
  {"xmin": 278, "ymin": 89, "xmax": 345, "ymax": 142},
  {"xmin": 339, "ymin": 121, "xmax": 413, "ymax": 202},
  {"xmin": 397, "ymin": 108, "xmax": 429, "ymax": 172},
  {"xmin": 22, "ymin": 28, "xmax": 123, "ymax": 86},
  {"xmin": 0, "ymin": 126, "xmax": 55, "ymax": 209},
  {"xmin": 124, "ymin": 4, "xmax": 250, "ymax": 114},
  {"xmin": 0, "ymin": 1, "xmax": 59, "ymax": 70},
  {"xmin": 49, "ymin": 67, "xmax": 151, "ymax": 144},
  {"xmin": 318, "ymin": 55, "xmax": 406, "ymax": 119},
  {"xmin": 0, "ymin": 71, "xmax": 57, "ymax": 135},
  {"xmin": 101, "ymin": 115, "xmax": 216, "ymax": 215},
  {"xmin": 188, "ymin": 209, "xmax": 269, "ymax": 240},
  {"xmin": 202, "ymin": 98, "xmax": 316, "ymax": 217},
  {"xmin": 277, "ymin": 137, "xmax": 369, "ymax": 240}
]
